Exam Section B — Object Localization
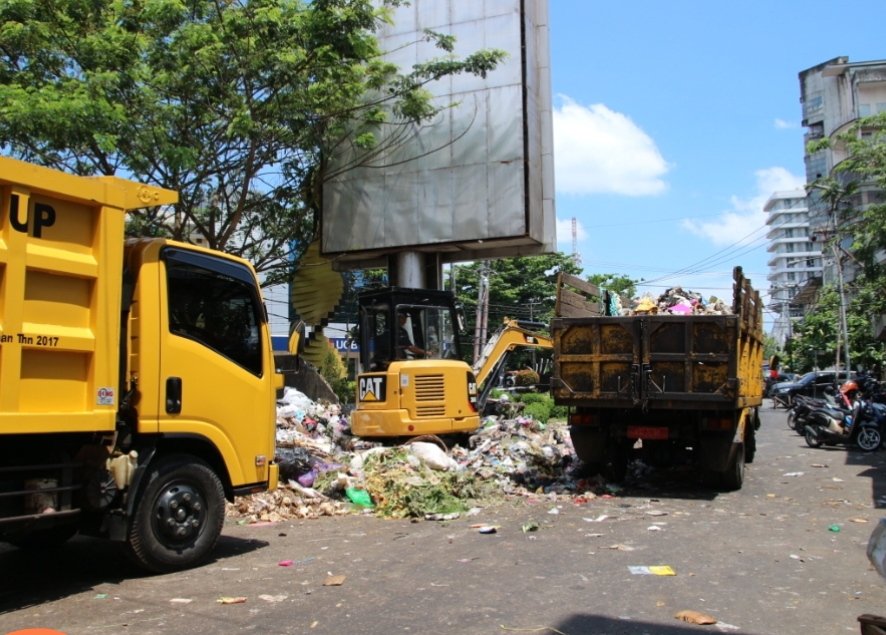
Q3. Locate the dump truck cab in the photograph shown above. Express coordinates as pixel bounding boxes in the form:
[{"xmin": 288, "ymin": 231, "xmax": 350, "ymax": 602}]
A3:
[{"xmin": 0, "ymin": 157, "xmax": 281, "ymax": 572}]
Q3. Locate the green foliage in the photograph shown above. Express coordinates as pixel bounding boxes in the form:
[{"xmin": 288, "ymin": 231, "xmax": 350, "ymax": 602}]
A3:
[
  {"xmin": 587, "ymin": 273, "xmax": 640, "ymax": 302},
  {"xmin": 516, "ymin": 392, "xmax": 567, "ymax": 423},
  {"xmin": 0, "ymin": 0, "xmax": 504, "ymax": 283},
  {"xmin": 513, "ymin": 368, "xmax": 540, "ymax": 386},
  {"xmin": 831, "ymin": 112, "xmax": 886, "ymax": 268},
  {"xmin": 521, "ymin": 401, "xmax": 551, "ymax": 424},
  {"xmin": 317, "ymin": 341, "xmax": 352, "ymax": 403},
  {"xmin": 762, "ymin": 335, "xmax": 781, "ymax": 366},
  {"xmin": 452, "ymin": 253, "xmax": 582, "ymax": 326},
  {"xmin": 797, "ymin": 114, "xmax": 886, "ymax": 374},
  {"xmin": 361, "ymin": 448, "xmax": 488, "ymax": 518},
  {"xmin": 788, "ymin": 278, "xmax": 886, "ymax": 373}
]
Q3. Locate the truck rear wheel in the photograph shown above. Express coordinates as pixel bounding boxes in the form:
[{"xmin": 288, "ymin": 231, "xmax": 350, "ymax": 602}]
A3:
[
  {"xmin": 720, "ymin": 443, "xmax": 745, "ymax": 491},
  {"xmin": 127, "ymin": 455, "xmax": 225, "ymax": 573}
]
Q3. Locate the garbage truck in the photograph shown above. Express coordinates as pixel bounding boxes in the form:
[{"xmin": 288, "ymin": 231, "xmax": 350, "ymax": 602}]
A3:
[
  {"xmin": 0, "ymin": 157, "xmax": 281, "ymax": 571},
  {"xmin": 550, "ymin": 268, "xmax": 763, "ymax": 490}
]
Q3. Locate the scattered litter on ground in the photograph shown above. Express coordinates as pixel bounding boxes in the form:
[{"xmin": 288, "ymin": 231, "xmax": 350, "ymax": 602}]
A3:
[
  {"xmin": 674, "ymin": 609, "xmax": 717, "ymax": 625},
  {"xmin": 628, "ymin": 565, "xmax": 676, "ymax": 576},
  {"xmin": 473, "ymin": 524, "xmax": 499, "ymax": 534},
  {"xmin": 217, "ymin": 596, "xmax": 247, "ymax": 605},
  {"xmin": 258, "ymin": 594, "xmax": 288, "ymax": 602},
  {"xmin": 323, "ymin": 575, "xmax": 346, "ymax": 587}
]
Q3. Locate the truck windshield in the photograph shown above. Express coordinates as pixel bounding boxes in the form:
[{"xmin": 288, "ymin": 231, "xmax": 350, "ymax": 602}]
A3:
[{"xmin": 165, "ymin": 250, "xmax": 264, "ymax": 376}]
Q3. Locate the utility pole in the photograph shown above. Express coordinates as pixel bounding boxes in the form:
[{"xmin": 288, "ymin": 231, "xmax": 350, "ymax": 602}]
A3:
[
  {"xmin": 807, "ymin": 178, "xmax": 856, "ymax": 373},
  {"xmin": 473, "ymin": 263, "xmax": 490, "ymax": 364}
]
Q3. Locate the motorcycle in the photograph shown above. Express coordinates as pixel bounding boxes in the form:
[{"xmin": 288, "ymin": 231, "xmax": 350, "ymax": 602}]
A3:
[
  {"xmin": 787, "ymin": 393, "xmax": 849, "ymax": 435},
  {"xmin": 804, "ymin": 397, "xmax": 885, "ymax": 451}
]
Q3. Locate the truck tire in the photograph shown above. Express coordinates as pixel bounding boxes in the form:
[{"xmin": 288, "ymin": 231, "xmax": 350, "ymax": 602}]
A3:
[
  {"xmin": 127, "ymin": 455, "xmax": 225, "ymax": 573},
  {"xmin": 745, "ymin": 424, "xmax": 757, "ymax": 464},
  {"xmin": 720, "ymin": 443, "xmax": 744, "ymax": 491}
]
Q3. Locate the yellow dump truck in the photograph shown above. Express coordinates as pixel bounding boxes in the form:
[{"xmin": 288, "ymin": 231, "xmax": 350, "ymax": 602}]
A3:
[
  {"xmin": 551, "ymin": 267, "xmax": 763, "ymax": 490},
  {"xmin": 0, "ymin": 157, "xmax": 281, "ymax": 571}
]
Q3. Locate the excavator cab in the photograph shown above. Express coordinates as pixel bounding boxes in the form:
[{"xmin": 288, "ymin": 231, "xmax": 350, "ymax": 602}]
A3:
[
  {"xmin": 357, "ymin": 287, "xmax": 463, "ymax": 371},
  {"xmin": 352, "ymin": 287, "xmax": 480, "ymax": 438}
]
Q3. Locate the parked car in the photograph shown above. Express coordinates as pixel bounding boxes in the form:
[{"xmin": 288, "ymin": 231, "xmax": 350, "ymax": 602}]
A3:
[{"xmin": 770, "ymin": 370, "xmax": 855, "ymax": 407}]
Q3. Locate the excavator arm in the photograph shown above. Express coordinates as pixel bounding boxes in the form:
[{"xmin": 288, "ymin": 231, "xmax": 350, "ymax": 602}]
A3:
[{"xmin": 473, "ymin": 319, "xmax": 553, "ymax": 410}]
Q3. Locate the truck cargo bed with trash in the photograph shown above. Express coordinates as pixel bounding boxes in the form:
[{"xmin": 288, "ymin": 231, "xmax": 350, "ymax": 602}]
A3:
[{"xmin": 550, "ymin": 267, "xmax": 764, "ymax": 490}]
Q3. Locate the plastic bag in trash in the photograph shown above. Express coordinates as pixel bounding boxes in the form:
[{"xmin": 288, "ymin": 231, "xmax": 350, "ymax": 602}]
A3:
[
  {"xmin": 276, "ymin": 446, "xmax": 315, "ymax": 481},
  {"xmin": 408, "ymin": 442, "xmax": 458, "ymax": 471}
]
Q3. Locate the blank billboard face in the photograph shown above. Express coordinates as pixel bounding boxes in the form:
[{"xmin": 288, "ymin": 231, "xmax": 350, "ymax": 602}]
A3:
[{"xmin": 322, "ymin": 0, "xmax": 555, "ymax": 267}]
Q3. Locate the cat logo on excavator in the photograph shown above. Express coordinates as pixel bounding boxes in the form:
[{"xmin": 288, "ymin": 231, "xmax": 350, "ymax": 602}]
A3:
[{"xmin": 358, "ymin": 375, "xmax": 386, "ymax": 402}]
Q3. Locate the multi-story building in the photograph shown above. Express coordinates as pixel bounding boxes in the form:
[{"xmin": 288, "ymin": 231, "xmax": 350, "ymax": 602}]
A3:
[
  {"xmin": 798, "ymin": 56, "xmax": 886, "ymax": 344},
  {"xmin": 764, "ymin": 190, "xmax": 822, "ymax": 345}
]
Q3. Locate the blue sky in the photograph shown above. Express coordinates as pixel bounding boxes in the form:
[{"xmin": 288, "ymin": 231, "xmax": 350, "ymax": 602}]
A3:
[{"xmin": 547, "ymin": 1, "xmax": 886, "ymax": 323}]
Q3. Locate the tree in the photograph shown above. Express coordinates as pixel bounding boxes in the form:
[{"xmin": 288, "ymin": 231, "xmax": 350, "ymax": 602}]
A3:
[
  {"xmin": 789, "ymin": 286, "xmax": 840, "ymax": 372},
  {"xmin": 451, "ymin": 253, "xmax": 582, "ymax": 329},
  {"xmin": 587, "ymin": 273, "xmax": 639, "ymax": 304},
  {"xmin": 826, "ymin": 112, "xmax": 886, "ymax": 269},
  {"xmin": 0, "ymin": 0, "xmax": 505, "ymax": 284},
  {"xmin": 788, "ymin": 280, "xmax": 885, "ymax": 373}
]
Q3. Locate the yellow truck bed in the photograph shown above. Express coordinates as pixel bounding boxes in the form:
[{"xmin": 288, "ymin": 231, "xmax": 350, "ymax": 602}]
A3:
[{"xmin": 0, "ymin": 157, "xmax": 176, "ymax": 432}]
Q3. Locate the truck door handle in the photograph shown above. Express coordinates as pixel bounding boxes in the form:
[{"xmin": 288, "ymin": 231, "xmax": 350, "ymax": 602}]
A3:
[{"xmin": 166, "ymin": 377, "xmax": 182, "ymax": 414}]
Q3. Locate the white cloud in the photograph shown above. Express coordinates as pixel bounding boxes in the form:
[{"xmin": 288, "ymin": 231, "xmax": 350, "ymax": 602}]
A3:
[
  {"xmin": 774, "ymin": 118, "xmax": 796, "ymax": 130},
  {"xmin": 553, "ymin": 96, "xmax": 670, "ymax": 197},
  {"xmin": 681, "ymin": 167, "xmax": 806, "ymax": 246}
]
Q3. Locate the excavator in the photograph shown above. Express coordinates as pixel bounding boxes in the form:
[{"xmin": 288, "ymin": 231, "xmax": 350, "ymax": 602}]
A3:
[{"xmin": 350, "ymin": 286, "xmax": 553, "ymax": 438}]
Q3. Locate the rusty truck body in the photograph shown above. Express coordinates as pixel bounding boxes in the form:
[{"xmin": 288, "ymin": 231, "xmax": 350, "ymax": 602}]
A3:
[{"xmin": 550, "ymin": 267, "xmax": 764, "ymax": 489}]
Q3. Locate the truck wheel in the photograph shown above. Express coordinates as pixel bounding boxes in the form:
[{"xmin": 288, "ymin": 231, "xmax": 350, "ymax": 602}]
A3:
[
  {"xmin": 720, "ymin": 443, "xmax": 744, "ymax": 491},
  {"xmin": 745, "ymin": 426, "xmax": 757, "ymax": 464},
  {"xmin": 127, "ymin": 455, "xmax": 225, "ymax": 573}
]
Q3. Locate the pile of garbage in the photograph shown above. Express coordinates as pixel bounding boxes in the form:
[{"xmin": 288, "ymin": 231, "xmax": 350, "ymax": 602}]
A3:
[
  {"xmin": 624, "ymin": 286, "xmax": 731, "ymax": 316},
  {"xmin": 226, "ymin": 388, "xmax": 609, "ymax": 524}
]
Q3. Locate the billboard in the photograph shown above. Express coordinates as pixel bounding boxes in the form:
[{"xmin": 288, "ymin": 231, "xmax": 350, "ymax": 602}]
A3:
[{"xmin": 321, "ymin": 0, "xmax": 555, "ymax": 269}]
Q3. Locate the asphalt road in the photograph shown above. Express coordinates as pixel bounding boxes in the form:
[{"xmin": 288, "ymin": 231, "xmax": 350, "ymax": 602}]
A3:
[{"xmin": 2, "ymin": 406, "xmax": 885, "ymax": 635}]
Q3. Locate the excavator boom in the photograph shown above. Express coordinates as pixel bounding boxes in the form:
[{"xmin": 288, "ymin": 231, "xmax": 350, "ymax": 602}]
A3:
[{"xmin": 473, "ymin": 319, "xmax": 553, "ymax": 409}]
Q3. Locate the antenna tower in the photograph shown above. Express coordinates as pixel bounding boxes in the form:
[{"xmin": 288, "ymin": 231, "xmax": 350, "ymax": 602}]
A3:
[{"xmin": 571, "ymin": 217, "xmax": 581, "ymax": 266}]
